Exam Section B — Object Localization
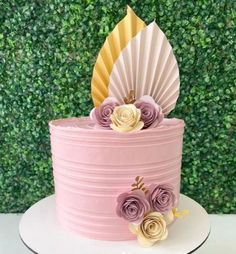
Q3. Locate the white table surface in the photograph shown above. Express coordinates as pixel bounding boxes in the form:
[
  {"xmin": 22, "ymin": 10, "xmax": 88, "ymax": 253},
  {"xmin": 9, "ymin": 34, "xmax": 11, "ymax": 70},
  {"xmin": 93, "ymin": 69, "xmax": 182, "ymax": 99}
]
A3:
[{"xmin": 0, "ymin": 214, "xmax": 235, "ymax": 254}]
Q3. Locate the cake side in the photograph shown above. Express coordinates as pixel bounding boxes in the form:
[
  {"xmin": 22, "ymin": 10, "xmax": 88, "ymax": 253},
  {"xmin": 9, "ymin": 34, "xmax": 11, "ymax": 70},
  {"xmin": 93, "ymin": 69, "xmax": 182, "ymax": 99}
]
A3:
[{"xmin": 49, "ymin": 117, "xmax": 184, "ymax": 240}]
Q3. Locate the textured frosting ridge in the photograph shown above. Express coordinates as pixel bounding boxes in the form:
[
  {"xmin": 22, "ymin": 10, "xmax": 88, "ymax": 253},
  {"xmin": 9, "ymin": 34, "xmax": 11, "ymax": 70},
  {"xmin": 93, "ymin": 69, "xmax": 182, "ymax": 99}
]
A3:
[{"xmin": 49, "ymin": 117, "xmax": 184, "ymax": 240}]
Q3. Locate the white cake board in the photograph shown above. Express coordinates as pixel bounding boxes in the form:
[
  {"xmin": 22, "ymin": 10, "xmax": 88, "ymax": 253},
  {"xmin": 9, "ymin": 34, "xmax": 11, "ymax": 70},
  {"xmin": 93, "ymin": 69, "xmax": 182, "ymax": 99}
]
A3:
[{"xmin": 19, "ymin": 194, "xmax": 210, "ymax": 254}]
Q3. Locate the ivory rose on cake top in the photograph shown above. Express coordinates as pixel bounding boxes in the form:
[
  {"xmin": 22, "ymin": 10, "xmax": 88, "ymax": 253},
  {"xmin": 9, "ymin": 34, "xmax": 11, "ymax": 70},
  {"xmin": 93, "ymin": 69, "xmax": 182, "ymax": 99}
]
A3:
[{"xmin": 49, "ymin": 6, "xmax": 186, "ymax": 246}]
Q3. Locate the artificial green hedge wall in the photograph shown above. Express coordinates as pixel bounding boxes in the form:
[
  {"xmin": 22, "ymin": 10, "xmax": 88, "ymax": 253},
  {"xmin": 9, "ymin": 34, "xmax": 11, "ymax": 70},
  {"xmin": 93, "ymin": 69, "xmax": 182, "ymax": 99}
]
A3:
[{"xmin": 0, "ymin": 0, "xmax": 235, "ymax": 213}]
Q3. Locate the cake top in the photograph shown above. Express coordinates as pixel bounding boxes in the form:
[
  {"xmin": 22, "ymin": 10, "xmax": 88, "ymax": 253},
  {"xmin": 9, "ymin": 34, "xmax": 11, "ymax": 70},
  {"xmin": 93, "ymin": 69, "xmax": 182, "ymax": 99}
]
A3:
[
  {"xmin": 89, "ymin": 6, "xmax": 180, "ymax": 133},
  {"xmin": 49, "ymin": 117, "xmax": 184, "ymax": 133}
]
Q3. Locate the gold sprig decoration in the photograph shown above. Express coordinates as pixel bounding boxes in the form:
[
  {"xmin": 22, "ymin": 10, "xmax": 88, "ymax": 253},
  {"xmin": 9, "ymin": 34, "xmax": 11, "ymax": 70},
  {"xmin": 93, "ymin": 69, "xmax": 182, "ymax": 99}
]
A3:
[
  {"xmin": 124, "ymin": 90, "xmax": 136, "ymax": 104},
  {"xmin": 131, "ymin": 176, "xmax": 148, "ymax": 194},
  {"xmin": 172, "ymin": 208, "xmax": 190, "ymax": 218}
]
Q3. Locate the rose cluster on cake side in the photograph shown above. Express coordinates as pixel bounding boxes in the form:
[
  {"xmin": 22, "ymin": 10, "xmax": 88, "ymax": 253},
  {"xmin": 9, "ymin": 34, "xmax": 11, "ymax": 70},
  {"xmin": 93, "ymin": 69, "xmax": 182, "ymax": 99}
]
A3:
[
  {"xmin": 116, "ymin": 176, "xmax": 189, "ymax": 247},
  {"xmin": 90, "ymin": 91, "xmax": 164, "ymax": 132}
]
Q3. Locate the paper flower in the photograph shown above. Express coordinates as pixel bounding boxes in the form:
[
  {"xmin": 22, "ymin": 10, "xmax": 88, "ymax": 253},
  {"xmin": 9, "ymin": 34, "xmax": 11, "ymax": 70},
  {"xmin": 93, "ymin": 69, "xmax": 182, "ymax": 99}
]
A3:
[
  {"xmin": 110, "ymin": 104, "xmax": 144, "ymax": 132},
  {"xmin": 129, "ymin": 212, "xmax": 168, "ymax": 247},
  {"xmin": 163, "ymin": 210, "xmax": 175, "ymax": 225},
  {"xmin": 148, "ymin": 184, "xmax": 175, "ymax": 213},
  {"xmin": 90, "ymin": 97, "xmax": 119, "ymax": 129},
  {"xmin": 116, "ymin": 189, "xmax": 150, "ymax": 223},
  {"xmin": 135, "ymin": 95, "xmax": 164, "ymax": 129}
]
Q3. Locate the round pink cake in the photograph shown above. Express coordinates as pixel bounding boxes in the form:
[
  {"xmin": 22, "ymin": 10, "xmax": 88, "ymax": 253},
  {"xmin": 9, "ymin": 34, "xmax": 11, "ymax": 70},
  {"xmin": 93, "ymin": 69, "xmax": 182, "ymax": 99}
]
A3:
[{"xmin": 49, "ymin": 117, "xmax": 184, "ymax": 241}]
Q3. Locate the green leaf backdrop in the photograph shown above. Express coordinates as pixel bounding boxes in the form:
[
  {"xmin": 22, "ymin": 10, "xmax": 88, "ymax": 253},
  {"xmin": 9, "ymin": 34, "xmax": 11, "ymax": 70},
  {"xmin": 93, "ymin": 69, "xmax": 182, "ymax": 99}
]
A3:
[{"xmin": 0, "ymin": 0, "xmax": 235, "ymax": 213}]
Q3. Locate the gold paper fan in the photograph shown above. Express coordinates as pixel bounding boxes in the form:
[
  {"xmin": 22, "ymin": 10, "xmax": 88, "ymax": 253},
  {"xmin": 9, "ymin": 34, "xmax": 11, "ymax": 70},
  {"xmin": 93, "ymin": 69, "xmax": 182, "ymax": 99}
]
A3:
[{"xmin": 91, "ymin": 6, "xmax": 146, "ymax": 107}]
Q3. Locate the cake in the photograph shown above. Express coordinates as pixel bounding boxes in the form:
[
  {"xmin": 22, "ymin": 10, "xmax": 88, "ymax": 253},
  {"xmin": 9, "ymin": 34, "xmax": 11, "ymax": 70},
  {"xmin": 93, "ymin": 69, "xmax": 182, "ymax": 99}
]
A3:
[{"xmin": 49, "ymin": 7, "xmax": 186, "ymax": 247}]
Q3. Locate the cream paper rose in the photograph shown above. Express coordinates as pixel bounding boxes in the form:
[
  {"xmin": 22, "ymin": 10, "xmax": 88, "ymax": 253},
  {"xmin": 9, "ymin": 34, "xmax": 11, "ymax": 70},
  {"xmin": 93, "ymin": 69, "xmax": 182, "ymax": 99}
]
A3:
[
  {"xmin": 129, "ymin": 212, "xmax": 168, "ymax": 247},
  {"xmin": 163, "ymin": 210, "xmax": 175, "ymax": 225},
  {"xmin": 110, "ymin": 104, "xmax": 144, "ymax": 132}
]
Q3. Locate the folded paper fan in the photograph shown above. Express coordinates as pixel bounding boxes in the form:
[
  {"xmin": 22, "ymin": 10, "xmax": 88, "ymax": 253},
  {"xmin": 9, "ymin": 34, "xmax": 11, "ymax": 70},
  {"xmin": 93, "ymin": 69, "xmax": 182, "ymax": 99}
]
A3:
[
  {"xmin": 108, "ymin": 22, "xmax": 180, "ymax": 115},
  {"xmin": 91, "ymin": 6, "xmax": 146, "ymax": 107}
]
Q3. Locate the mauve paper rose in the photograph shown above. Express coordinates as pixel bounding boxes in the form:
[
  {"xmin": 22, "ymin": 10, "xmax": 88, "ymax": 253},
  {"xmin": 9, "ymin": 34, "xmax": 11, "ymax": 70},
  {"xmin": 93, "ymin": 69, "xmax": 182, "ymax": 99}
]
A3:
[
  {"xmin": 90, "ymin": 97, "xmax": 119, "ymax": 129},
  {"xmin": 148, "ymin": 184, "xmax": 175, "ymax": 213},
  {"xmin": 116, "ymin": 189, "xmax": 150, "ymax": 223},
  {"xmin": 135, "ymin": 95, "xmax": 164, "ymax": 129}
]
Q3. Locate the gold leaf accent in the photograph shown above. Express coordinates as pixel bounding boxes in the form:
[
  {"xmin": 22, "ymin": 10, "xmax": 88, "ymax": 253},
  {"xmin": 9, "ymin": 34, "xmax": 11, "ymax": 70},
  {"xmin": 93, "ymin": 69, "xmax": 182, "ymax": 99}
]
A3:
[
  {"xmin": 172, "ymin": 208, "xmax": 190, "ymax": 218},
  {"xmin": 124, "ymin": 90, "xmax": 136, "ymax": 104},
  {"xmin": 135, "ymin": 176, "xmax": 141, "ymax": 182},
  {"xmin": 131, "ymin": 176, "xmax": 148, "ymax": 194}
]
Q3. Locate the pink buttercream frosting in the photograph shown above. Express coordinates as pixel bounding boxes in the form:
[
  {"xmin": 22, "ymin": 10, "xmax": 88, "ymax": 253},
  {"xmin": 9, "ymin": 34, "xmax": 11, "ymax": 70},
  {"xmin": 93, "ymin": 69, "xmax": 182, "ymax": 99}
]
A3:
[{"xmin": 49, "ymin": 117, "xmax": 184, "ymax": 241}]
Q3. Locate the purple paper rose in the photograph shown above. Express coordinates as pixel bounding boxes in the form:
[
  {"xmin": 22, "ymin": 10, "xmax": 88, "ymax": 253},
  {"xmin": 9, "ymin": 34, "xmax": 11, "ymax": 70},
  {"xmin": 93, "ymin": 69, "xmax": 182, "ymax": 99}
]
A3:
[
  {"xmin": 116, "ymin": 189, "xmax": 150, "ymax": 223},
  {"xmin": 90, "ymin": 97, "xmax": 119, "ymax": 129},
  {"xmin": 148, "ymin": 184, "xmax": 175, "ymax": 213},
  {"xmin": 135, "ymin": 95, "xmax": 164, "ymax": 129}
]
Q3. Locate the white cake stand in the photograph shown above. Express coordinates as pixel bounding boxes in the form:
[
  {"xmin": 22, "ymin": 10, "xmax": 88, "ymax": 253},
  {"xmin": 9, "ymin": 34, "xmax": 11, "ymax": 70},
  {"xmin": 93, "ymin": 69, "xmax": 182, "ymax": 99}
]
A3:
[{"xmin": 19, "ymin": 194, "xmax": 210, "ymax": 254}]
